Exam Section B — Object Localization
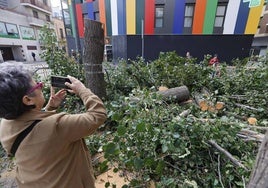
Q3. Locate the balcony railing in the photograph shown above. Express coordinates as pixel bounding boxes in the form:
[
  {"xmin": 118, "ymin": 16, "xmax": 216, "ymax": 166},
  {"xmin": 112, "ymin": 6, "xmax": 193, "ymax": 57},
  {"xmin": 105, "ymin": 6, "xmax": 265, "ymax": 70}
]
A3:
[
  {"xmin": 20, "ymin": 0, "xmax": 51, "ymax": 13},
  {"xmin": 27, "ymin": 16, "xmax": 46, "ymax": 27}
]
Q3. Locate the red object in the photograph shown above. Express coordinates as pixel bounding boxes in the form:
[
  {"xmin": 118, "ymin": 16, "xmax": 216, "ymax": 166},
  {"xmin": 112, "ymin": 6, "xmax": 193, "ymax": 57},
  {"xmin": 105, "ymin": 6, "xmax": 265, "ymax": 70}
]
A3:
[
  {"xmin": 209, "ymin": 57, "xmax": 219, "ymax": 65},
  {"xmin": 145, "ymin": 0, "xmax": 155, "ymax": 34}
]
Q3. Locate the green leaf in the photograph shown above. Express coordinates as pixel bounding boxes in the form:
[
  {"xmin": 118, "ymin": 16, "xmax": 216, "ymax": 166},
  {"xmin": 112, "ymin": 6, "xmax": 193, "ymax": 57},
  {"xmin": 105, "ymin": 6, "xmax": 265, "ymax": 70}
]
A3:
[
  {"xmin": 104, "ymin": 143, "xmax": 120, "ymax": 158},
  {"xmin": 117, "ymin": 125, "xmax": 126, "ymax": 136},
  {"xmin": 162, "ymin": 144, "xmax": 168, "ymax": 153},
  {"xmin": 133, "ymin": 158, "xmax": 144, "ymax": 170},
  {"xmin": 136, "ymin": 122, "xmax": 146, "ymax": 132}
]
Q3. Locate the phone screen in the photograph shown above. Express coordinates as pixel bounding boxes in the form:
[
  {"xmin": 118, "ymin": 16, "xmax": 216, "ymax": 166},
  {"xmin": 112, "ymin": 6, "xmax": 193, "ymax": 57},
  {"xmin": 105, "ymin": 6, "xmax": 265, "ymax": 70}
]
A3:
[{"xmin": 51, "ymin": 76, "xmax": 71, "ymax": 89}]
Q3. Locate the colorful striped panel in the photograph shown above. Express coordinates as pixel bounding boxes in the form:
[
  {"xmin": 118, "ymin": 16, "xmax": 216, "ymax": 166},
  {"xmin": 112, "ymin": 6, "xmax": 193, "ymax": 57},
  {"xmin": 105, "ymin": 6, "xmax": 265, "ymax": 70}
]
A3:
[
  {"xmin": 117, "ymin": 0, "xmax": 126, "ymax": 35},
  {"xmin": 173, "ymin": 0, "xmax": 186, "ymax": 34},
  {"xmin": 111, "ymin": 0, "xmax": 119, "ymax": 35},
  {"xmin": 86, "ymin": 2, "xmax": 94, "ymax": 20},
  {"xmin": 136, "ymin": 0, "xmax": 145, "ymax": 34},
  {"xmin": 144, "ymin": 0, "xmax": 154, "ymax": 34},
  {"xmin": 105, "ymin": 0, "xmax": 112, "ymax": 36},
  {"xmin": 203, "ymin": 0, "xmax": 218, "ymax": 34},
  {"xmin": 126, "ymin": 0, "xmax": 136, "ymax": 34},
  {"xmin": 99, "ymin": 0, "xmax": 107, "ymax": 36},
  {"xmin": 192, "ymin": 0, "xmax": 207, "ymax": 34},
  {"xmin": 234, "ymin": 0, "xmax": 250, "ymax": 34},
  {"xmin": 223, "ymin": 0, "xmax": 240, "ymax": 34},
  {"xmin": 245, "ymin": 0, "xmax": 264, "ymax": 34}
]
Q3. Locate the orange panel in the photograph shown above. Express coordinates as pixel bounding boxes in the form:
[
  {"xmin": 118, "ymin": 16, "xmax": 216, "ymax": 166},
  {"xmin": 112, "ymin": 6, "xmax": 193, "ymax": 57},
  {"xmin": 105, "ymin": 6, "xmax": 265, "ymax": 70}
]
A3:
[
  {"xmin": 99, "ymin": 0, "xmax": 107, "ymax": 36},
  {"xmin": 192, "ymin": 0, "xmax": 207, "ymax": 34}
]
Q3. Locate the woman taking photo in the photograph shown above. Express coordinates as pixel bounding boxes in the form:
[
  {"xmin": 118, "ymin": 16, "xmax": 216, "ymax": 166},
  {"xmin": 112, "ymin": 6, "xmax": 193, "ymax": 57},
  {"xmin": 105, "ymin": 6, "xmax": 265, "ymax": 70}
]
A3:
[{"xmin": 0, "ymin": 62, "xmax": 107, "ymax": 188}]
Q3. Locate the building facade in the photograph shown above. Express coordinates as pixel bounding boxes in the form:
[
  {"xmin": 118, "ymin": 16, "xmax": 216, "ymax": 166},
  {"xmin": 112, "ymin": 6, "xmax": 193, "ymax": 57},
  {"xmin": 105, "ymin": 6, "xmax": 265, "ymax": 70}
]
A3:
[
  {"xmin": 0, "ymin": 0, "xmax": 52, "ymax": 62},
  {"xmin": 252, "ymin": 4, "xmax": 268, "ymax": 56},
  {"xmin": 65, "ymin": 0, "xmax": 267, "ymax": 62}
]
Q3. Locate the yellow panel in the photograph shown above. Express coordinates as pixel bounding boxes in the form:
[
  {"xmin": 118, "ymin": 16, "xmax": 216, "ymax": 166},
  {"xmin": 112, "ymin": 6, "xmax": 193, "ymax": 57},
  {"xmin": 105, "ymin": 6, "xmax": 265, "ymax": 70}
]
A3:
[
  {"xmin": 126, "ymin": 0, "xmax": 136, "ymax": 34},
  {"xmin": 245, "ymin": 0, "xmax": 264, "ymax": 34}
]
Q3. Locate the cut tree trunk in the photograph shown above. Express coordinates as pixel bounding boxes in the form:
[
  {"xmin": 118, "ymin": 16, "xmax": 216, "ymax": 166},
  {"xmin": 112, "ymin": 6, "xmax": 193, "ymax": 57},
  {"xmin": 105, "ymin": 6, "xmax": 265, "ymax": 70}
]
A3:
[
  {"xmin": 157, "ymin": 86, "xmax": 190, "ymax": 103},
  {"xmin": 83, "ymin": 19, "xmax": 106, "ymax": 99},
  {"xmin": 247, "ymin": 131, "xmax": 268, "ymax": 188},
  {"xmin": 193, "ymin": 92, "xmax": 209, "ymax": 111}
]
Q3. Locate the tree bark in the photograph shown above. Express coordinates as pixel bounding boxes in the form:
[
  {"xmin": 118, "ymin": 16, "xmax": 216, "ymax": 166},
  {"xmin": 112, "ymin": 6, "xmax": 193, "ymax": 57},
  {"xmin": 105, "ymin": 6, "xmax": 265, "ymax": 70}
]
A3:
[
  {"xmin": 247, "ymin": 131, "xmax": 268, "ymax": 188},
  {"xmin": 157, "ymin": 86, "xmax": 190, "ymax": 103},
  {"xmin": 83, "ymin": 19, "xmax": 106, "ymax": 99}
]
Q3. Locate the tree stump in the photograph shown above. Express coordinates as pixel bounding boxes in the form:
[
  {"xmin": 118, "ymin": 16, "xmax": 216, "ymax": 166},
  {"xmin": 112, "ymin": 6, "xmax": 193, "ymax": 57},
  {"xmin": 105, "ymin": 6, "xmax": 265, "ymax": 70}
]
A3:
[
  {"xmin": 157, "ymin": 86, "xmax": 190, "ymax": 103},
  {"xmin": 83, "ymin": 19, "xmax": 106, "ymax": 99},
  {"xmin": 247, "ymin": 131, "xmax": 268, "ymax": 188}
]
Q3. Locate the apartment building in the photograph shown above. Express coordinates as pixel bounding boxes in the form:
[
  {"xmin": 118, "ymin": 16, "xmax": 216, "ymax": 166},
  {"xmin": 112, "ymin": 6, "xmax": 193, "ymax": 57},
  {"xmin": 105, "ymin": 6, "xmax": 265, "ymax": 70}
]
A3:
[
  {"xmin": 0, "ymin": 0, "xmax": 52, "ymax": 62},
  {"xmin": 64, "ymin": 0, "xmax": 266, "ymax": 62},
  {"xmin": 252, "ymin": 4, "xmax": 268, "ymax": 56}
]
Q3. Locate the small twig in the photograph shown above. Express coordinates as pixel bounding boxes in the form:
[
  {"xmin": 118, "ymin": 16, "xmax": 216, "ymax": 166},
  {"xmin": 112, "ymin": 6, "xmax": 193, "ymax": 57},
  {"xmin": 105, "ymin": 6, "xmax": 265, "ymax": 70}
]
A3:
[
  {"xmin": 164, "ymin": 161, "xmax": 184, "ymax": 173},
  {"xmin": 208, "ymin": 140, "xmax": 248, "ymax": 171},
  {"xmin": 217, "ymin": 155, "xmax": 224, "ymax": 188}
]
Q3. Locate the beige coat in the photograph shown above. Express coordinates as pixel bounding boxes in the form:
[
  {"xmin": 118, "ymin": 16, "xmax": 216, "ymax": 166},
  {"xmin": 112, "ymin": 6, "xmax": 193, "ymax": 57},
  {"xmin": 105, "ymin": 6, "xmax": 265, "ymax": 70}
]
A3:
[{"xmin": 0, "ymin": 88, "xmax": 107, "ymax": 188}]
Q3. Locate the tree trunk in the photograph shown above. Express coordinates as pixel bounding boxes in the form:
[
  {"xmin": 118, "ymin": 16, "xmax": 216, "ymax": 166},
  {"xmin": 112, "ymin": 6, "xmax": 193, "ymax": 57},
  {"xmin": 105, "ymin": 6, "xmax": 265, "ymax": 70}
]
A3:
[
  {"xmin": 247, "ymin": 131, "xmax": 268, "ymax": 188},
  {"xmin": 83, "ymin": 19, "xmax": 106, "ymax": 99},
  {"xmin": 157, "ymin": 86, "xmax": 190, "ymax": 103}
]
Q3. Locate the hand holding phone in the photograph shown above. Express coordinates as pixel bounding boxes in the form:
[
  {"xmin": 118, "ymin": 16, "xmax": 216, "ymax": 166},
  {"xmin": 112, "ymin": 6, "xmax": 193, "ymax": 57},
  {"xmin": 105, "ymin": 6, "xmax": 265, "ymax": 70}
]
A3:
[{"xmin": 51, "ymin": 76, "xmax": 71, "ymax": 89}]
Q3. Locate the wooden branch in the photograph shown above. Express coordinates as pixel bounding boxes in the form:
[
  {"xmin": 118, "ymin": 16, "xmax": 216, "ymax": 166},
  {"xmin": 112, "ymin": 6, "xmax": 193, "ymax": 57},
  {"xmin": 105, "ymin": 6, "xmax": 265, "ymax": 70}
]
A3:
[
  {"xmin": 238, "ymin": 129, "xmax": 264, "ymax": 142},
  {"xmin": 223, "ymin": 111, "xmax": 248, "ymax": 121},
  {"xmin": 234, "ymin": 103, "xmax": 260, "ymax": 112},
  {"xmin": 208, "ymin": 140, "xmax": 248, "ymax": 170}
]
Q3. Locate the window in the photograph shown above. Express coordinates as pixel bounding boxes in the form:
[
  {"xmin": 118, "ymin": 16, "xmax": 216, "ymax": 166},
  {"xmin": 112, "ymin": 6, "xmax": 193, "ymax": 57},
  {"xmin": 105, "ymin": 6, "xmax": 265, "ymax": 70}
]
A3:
[
  {"xmin": 214, "ymin": 5, "xmax": 226, "ymax": 27},
  {"xmin": 46, "ymin": 15, "xmax": 50, "ymax": 22},
  {"xmin": 184, "ymin": 5, "xmax": 194, "ymax": 27},
  {"xmin": 43, "ymin": 0, "xmax": 47, "ymax": 5},
  {"xmin": 33, "ymin": 10, "xmax": 38, "ymax": 18},
  {"xmin": 60, "ymin": 28, "xmax": 64, "ymax": 38},
  {"xmin": 94, "ymin": 11, "xmax": 100, "ymax": 21},
  {"xmin": 155, "ymin": 5, "xmax": 164, "ymax": 28}
]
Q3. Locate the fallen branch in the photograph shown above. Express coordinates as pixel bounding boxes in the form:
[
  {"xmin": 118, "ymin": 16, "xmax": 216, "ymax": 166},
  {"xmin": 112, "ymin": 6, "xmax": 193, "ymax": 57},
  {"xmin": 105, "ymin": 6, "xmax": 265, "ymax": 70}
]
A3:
[
  {"xmin": 234, "ymin": 103, "xmax": 261, "ymax": 112},
  {"xmin": 237, "ymin": 129, "xmax": 264, "ymax": 142},
  {"xmin": 208, "ymin": 140, "xmax": 248, "ymax": 170}
]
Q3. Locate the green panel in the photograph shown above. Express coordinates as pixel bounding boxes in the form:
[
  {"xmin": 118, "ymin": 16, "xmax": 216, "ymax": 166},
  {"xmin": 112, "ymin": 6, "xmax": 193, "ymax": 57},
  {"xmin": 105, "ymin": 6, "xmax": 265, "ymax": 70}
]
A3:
[
  {"xmin": 69, "ymin": 1, "xmax": 77, "ymax": 38},
  {"xmin": 136, "ymin": 0, "xmax": 145, "ymax": 34},
  {"xmin": 203, "ymin": 0, "xmax": 218, "ymax": 34},
  {"xmin": 105, "ymin": 0, "xmax": 112, "ymax": 36}
]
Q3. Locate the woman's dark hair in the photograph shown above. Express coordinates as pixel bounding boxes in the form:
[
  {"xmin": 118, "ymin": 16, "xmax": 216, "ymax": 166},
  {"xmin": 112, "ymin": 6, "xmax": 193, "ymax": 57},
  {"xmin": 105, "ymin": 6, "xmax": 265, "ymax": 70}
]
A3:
[{"xmin": 0, "ymin": 62, "xmax": 35, "ymax": 119}]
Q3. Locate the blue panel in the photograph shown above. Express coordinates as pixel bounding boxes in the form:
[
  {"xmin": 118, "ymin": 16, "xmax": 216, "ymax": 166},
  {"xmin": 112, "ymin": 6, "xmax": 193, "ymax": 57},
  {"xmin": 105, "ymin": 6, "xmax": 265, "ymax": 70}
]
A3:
[
  {"xmin": 117, "ymin": 0, "xmax": 126, "ymax": 35},
  {"xmin": 173, "ymin": 0, "xmax": 186, "ymax": 34},
  {"xmin": 234, "ymin": 0, "xmax": 250, "ymax": 34},
  {"xmin": 87, "ymin": 2, "xmax": 94, "ymax": 19}
]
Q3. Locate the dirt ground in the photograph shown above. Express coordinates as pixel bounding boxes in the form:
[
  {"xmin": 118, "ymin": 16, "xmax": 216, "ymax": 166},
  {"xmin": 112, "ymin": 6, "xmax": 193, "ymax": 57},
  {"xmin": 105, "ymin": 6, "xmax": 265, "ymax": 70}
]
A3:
[{"xmin": 0, "ymin": 157, "xmax": 129, "ymax": 188}]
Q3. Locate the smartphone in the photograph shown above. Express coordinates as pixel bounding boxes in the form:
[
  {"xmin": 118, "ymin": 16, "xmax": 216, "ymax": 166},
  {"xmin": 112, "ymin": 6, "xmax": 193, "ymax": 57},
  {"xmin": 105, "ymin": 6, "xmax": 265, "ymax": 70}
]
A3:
[{"xmin": 51, "ymin": 76, "xmax": 71, "ymax": 89}]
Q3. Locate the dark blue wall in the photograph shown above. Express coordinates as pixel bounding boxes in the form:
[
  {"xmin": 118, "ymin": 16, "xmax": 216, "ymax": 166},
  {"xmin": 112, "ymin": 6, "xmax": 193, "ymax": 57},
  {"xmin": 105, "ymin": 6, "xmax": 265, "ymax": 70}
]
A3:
[{"xmin": 112, "ymin": 35, "xmax": 254, "ymax": 63}]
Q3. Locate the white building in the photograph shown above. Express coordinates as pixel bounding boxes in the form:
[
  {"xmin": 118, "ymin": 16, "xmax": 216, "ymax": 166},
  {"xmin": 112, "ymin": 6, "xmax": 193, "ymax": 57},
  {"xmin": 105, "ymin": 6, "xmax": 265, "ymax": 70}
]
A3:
[{"xmin": 0, "ymin": 0, "xmax": 52, "ymax": 62}]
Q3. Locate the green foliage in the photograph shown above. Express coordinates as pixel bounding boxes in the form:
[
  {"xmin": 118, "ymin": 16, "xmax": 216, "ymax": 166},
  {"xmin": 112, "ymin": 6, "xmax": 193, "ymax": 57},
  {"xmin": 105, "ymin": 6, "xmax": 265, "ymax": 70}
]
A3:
[
  {"xmin": 102, "ymin": 52, "xmax": 267, "ymax": 187},
  {"xmin": 39, "ymin": 25, "xmax": 85, "ymax": 112},
  {"xmin": 37, "ymin": 28, "xmax": 268, "ymax": 187}
]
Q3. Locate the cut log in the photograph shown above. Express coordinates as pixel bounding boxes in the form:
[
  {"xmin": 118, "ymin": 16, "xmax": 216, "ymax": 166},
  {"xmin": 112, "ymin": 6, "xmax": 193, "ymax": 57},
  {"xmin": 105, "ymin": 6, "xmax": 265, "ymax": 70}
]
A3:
[
  {"xmin": 248, "ymin": 117, "xmax": 257, "ymax": 125},
  {"xmin": 157, "ymin": 86, "xmax": 190, "ymax": 103},
  {"xmin": 158, "ymin": 86, "xmax": 168, "ymax": 91},
  {"xmin": 193, "ymin": 92, "xmax": 209, "ymax": 111},
  {"xmin": 215, "ymin": 102, "xmax": 225, "ymax": 110}
]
